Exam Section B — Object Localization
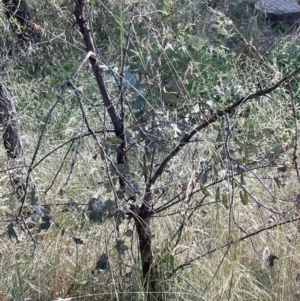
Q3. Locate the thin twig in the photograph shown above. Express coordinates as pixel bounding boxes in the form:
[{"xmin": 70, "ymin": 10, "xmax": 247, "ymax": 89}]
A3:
[
  {"xmin": 17, "ymin": 51, "xmax": 97, "ymax": 217},
  {"xmin": 32, "ymin": 129, "xmax": 113, "ymax": 170},
  {"xmin": 286, "ymin": 78, "xmax": 299, "ymax": 180},
  {"xmin": 17, "ymin": 83, "xmax": 69, "ymax": 217},
  {"xmin": 44, "ymin": 141, "xmax": 74, "ymax": 195},
  {"xmin": 146, "ymin": 65, "xmax": 300, "ymax": 204},
  {"xmin": 172, "ymin": 216, "xmax": 300, "ymax": 275},
  {"xmin": 201, "ymin": 240, "xmax": 232, "ymax": 297},
  {"xmin": 154, "ymin": 163, "xmax": 272, "ymax": 214}
]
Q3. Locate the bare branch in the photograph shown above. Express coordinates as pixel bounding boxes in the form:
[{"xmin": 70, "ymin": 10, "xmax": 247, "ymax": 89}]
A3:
[
  {"xmin": 172, "ymin": 216, "xmax": 300, "ymax": 275},
  {"xmin": 286, "ymin": 78, "xmax": 300, "ymax": 180},
  {"xmin": 73, "ymin": 0, "xmax": 122, "ymax": 135},
  {"xmin": 74, "ymin": 0, "xmax": 127, "ymax": 190},
  {"xmin": 147, "ymin": 66, "xmax": 300, "ymax": 198},
  {"xmin": 32, "ymin": 129, "xmax": 113, "ymax": 170}
]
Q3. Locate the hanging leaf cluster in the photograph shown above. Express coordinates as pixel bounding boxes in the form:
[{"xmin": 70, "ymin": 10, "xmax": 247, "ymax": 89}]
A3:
[{"xmin": 88, "ymin": 197, "xmax": 116, "ymax": 223}]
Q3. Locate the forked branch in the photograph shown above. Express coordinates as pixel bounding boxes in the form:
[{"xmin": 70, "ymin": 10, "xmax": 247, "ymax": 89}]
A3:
[
  {"xmin": 146, "ymin": 66, "xmax": 300, "ymax": 198},
  {"xmin": 74, "ymin": 0, "xmax": 127, "ymax": 189}
]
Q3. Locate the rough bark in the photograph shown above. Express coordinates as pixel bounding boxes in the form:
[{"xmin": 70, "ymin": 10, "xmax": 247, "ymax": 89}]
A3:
[
  {"xmin": 135, "ymin": 210, "xmax": 156, "ymax": 294},
  {"xmin": 0, "ymin": 79, "xmax": 23, "ymax": 158},
  {"xmin": 2, "ymin": 0, "xmax": 41, "ymax": 44}
]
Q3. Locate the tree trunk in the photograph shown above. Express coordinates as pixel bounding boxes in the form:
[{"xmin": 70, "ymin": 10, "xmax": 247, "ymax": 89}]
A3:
[
  {"xmin": 0, "ymin": 79, "xmax": 23, "ymax": 158},
  {"xmin": 2, "ymin": 0, "xmax": 41, "ymax": 44},
  {"xmin": 73, "ymin": 1, "xmax": 157, "ymax": 298},
  {"xmin": 135, "ymin": 212, "xmax": 156, "ymax": 299}
]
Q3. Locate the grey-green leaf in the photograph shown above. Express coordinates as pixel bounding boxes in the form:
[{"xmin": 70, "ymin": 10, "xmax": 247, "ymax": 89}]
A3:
[
  {"xmin": 104, "ymin": 200, "xmax": 115, "ymax": 212},
  {"xmin": 114, "ymin": 240, "xmax": 129, "ymax": 254},
  {"xmin": 240, "ymin": 190, "xmax": 249, "ymax": 205},
  {"xmin": 95, "ymin": 253, "xmax": 109, "ymax": 274},
  {"xmin": 222, "ymin": 193, "xmax": 229, "ymax": 209}
]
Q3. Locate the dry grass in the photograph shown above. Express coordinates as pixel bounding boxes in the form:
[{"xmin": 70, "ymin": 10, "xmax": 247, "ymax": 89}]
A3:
[{"xmin": 0, "ymin": 0, "xmax": 300, "ymax": 300}]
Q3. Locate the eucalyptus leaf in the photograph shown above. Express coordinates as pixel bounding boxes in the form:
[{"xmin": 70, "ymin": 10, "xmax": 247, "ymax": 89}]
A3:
[
  {"xmin": 162, "ymin": 92, "xmax": 178, "ymax": 104},
  {"xmin": 131, "ymin": 97, "xmax": 146, "ymax": 110},
  {"xmin": 134, "ymin": 110, "xmax": 144, "ymax": 119},
  {"xmin": 7, "ymin": 223, "xmax": 17, "ymax": 240},
  {"xmin": 240, "ymin": 190, "xmax": 249, "ymax": 205},
  {"xmin": 222, "ymin": 193, "xmax": 229, "ymax": 209},
  {"xmin": 125, "ymin": 179, "xmax": 139, "ymax": 199},
  {"xmin": 34, "ymin": 204, "xmax": 51, "ymax": 219},
  {"xmin": 124, "ymin": 65, "xmax": 130, "ymax": 71},
  {"xmin": 270, "ymin": 145, "xmax": 283, "ymax": 155},
  {"xmin": 39, "ymin": 216, "xmax": 51, "ymax": 230},
  {"xmin": 176, "ymin": 122, "xmax": 189, "ymax": 131},
  {"xmin": 215, "ymin": 186, "xmax": 221, "ymax": 202},
  {"xmin": 125, "ymin": 229, "xmax": 133, "ymax": 237},
  {"xmin": 199, "ymin": 170, "xmax": 209, "ymax": 185},
  {"xmin": 200, "ymin": 183, "xmax": 210, "ymax": 196},
  {"xmin": 188, "ymin": 35, "xmax": 200, "ymax": 45},
  {"xmin": 95, "ymin": 253, "xmax": 109, "ymax": 274},
  {"xmin": 88, "ymin": 197, "xmax": 105, "ymax": 223},
  {"xmin": 114, "ymin": 240, "xmax": 129, "ymax": 254},
  {"xmin": 124, "ymin": 71, "xmax": 137, "ymax": 88},
  {"xmin": 104, "ymin": 200, "xmax": 115, "ymax": 212}
]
